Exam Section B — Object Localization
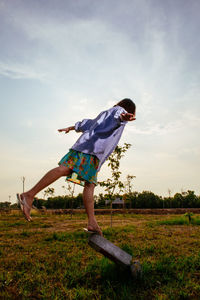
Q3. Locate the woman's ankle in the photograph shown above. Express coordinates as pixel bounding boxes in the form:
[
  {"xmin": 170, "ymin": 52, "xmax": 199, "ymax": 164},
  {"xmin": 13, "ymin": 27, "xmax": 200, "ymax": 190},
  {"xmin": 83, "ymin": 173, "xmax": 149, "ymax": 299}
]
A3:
[
  {"xmin": 88, "ymin": 217, "xmax": 97, "ymax": 225},
  {"xmin": 21, "ymin": 192, "xmax": 34, "ymax": 205}
]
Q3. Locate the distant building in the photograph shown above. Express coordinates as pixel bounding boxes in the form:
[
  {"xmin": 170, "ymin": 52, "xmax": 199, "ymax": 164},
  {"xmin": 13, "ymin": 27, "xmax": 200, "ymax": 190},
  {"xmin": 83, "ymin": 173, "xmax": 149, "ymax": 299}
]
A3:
[
  {"xmin": 111, "ymin": 198, "xmax": 124, "ymax": 209},
  {"xmin": 105, "ymin": 199, "xmax": 111, "ymax": 205}
]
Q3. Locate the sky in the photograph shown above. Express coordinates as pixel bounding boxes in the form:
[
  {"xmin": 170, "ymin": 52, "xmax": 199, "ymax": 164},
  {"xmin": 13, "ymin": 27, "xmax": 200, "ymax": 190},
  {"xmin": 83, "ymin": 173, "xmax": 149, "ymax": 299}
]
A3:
[{"xmin": 0, "ymin": 0, "xmax": 200, "ymax": 203}]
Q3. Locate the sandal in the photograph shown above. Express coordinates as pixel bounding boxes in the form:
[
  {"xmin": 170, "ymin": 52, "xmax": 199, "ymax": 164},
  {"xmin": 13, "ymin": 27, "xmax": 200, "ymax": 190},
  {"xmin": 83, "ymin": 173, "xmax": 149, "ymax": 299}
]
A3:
[{"xmin": 83, "ymin": 228, "xmax": 102, "ymax": 236}]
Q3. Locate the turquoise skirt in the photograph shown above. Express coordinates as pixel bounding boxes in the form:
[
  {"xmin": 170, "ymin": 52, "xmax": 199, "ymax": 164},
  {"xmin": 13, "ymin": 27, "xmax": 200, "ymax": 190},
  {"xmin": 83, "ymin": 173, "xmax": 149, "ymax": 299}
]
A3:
[{"xmin": 58, "ymin": 149, "xmax": 99, "ymax": 186}]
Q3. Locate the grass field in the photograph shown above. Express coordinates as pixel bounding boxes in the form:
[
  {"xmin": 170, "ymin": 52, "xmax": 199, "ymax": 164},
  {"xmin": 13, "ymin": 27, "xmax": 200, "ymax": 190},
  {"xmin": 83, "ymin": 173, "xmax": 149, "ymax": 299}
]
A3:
[{"xmin": 0, "ymin": 211, "xmax": 200, "ymax": 299}]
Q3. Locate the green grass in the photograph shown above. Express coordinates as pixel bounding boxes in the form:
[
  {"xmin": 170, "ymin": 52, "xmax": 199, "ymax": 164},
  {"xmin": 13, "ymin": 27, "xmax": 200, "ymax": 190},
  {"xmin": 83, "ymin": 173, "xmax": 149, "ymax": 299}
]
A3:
[
  {"xmin": 0, "ymin": 213, "xmax": 200, "ymax": 299},
  {"xmin": 156, "ymin": 216, "xmax": 200, "ymax": 226}
]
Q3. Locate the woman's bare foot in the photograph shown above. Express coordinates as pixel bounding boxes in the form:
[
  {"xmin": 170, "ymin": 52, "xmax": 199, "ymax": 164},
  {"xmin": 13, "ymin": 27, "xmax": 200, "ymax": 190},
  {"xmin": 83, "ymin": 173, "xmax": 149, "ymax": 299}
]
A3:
[
  {"xmin": 17, "ymin": 193, "xmax": 33, "ymax": 222},
  {"xmin": 88, "ymin": 220, "xmax": 103, "ymax": 236}
]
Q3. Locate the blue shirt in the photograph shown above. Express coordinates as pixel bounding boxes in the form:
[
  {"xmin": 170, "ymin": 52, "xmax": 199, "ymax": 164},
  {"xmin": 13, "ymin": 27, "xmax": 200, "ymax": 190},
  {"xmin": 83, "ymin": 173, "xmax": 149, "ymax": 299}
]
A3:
[{"xmin": 71, "ymin": 106, "xmax": 127, "ymax": 170}]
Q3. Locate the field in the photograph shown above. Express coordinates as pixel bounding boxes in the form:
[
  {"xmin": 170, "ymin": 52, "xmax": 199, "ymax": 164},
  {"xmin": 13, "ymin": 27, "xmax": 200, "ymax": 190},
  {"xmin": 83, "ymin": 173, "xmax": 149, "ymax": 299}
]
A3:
[{"xmin": 0, "ymin": 211, "xmax": 200, "ymax": 299}]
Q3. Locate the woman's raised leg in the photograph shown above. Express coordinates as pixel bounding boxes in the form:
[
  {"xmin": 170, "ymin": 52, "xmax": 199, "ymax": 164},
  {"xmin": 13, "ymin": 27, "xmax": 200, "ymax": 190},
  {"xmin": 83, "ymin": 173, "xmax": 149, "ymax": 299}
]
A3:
[
  {"xmin": 83, "ymin": 182, "xmax": 102, "ymax": 236},
  {"xmin": 19, "ymin": 165, "xmax": 72, "ymax": 220}
]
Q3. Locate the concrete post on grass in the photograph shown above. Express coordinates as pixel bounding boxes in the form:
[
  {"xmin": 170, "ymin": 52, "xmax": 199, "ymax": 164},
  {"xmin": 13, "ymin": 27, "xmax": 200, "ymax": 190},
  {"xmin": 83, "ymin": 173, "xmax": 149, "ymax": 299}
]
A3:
[{"xmin": 88, "ymin": 233, "xmax": 142, "ymax": 278}]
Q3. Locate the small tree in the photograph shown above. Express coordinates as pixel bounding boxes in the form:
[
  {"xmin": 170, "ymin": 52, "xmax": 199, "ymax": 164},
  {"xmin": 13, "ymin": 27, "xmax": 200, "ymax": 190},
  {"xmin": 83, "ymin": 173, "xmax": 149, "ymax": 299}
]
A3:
[
  {"xmin": 98, "ymin": 143, "xmax": 133, "ymax": 226},
  {"xmin": 124, "ymin": 175, "xmax": 136, "ymax": 194},
  {"xmin": 123, "ymin": 174, "xmax": 136, "ymax": 208},
  {"xmin": 43, "ymin": 187, "xmax": 55, "ymax": 199},
  {"xmin": 184, "ymin": 212, "xmax": 194, "ymax": 224},
  {"xmin": 99, "ymin": 143, "xmax": 132, "ymax": 196},
  {"xmin": 62, "ymin": 182, "xmax": 75, "ymax": 218},
  {"xmin": 62, "ymin": 182, "xmax": 75, "ymax": 198}
]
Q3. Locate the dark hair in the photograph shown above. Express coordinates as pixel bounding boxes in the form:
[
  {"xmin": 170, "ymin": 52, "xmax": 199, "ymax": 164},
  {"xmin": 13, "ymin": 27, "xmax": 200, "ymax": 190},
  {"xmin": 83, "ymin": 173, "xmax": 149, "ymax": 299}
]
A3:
[{"xmin": 114, "ymin": 98, "xmax": 136, "ymax": 114}]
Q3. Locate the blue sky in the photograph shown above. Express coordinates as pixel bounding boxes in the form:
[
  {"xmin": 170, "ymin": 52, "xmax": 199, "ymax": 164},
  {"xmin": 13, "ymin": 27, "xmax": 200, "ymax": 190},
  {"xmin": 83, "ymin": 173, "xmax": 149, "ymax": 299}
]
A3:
[{"xmin": 0, "ymin": 0, "xmax": 200, "ymax": 203}]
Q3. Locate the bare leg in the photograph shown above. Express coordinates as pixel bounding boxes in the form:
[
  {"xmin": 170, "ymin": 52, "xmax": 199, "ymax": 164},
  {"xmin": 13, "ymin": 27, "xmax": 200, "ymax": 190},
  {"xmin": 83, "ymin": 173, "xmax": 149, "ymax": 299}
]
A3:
[
  {"xmin": 83, "ymin": 182, "xmax": 102, "ymax": 236},
  {"xmin": 20, "ymin": 165, "xmax": 72, "ymax": 218}
]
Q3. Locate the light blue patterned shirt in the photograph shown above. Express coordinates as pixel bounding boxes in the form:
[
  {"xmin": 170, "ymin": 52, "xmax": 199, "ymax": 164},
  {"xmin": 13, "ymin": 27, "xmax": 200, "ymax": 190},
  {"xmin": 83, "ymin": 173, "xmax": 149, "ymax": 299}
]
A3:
[{"xmin": 71, "ymin": 106, "xmax": 128, "ymax": 170}]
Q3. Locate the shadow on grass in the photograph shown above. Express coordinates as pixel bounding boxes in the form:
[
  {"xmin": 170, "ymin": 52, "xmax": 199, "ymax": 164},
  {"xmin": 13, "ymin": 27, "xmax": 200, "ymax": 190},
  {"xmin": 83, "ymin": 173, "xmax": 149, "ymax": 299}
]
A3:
[{"xmin": 83, "ymin": 252, "xmax": 200, "ymax": 299}]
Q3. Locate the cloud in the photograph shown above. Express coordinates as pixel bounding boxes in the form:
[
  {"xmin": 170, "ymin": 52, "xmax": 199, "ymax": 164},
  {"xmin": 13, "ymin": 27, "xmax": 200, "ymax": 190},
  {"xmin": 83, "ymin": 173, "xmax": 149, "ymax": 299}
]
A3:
[
  {"xmin": 126, "ymin": 109, "xmax": 200, "ymax": 136},
  {"xmin": 127, "ymin": 121, "xmax": 180, "ymax": 135},
  {"xmin": 0, "ymin": 2, "xmax": 142, "ymax": 85},
  {"xmin": 0, "ymin": 62, "xmax": 46, "ymax": 80}
]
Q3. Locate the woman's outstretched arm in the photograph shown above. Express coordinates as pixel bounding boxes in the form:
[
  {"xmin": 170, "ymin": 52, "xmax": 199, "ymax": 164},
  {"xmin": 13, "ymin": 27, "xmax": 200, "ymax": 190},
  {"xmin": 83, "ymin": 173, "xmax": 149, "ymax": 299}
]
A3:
[{"xmin": 58, "ymin": 126, "xmax": 75, "ymax": 133}]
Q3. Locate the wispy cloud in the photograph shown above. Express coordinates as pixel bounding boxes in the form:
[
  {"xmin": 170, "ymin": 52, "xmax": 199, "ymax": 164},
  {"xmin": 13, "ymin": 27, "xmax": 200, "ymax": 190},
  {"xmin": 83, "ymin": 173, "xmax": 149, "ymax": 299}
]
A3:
[
  {"xmin": 127, "ymin": 110, "xmax": 200, "ymax": 136},
  {"xmin": 127, "ymin": 121, "xmax": 181, "ymax": 135},
  {"xmin": 0, "ymin": 62, "xmax": 46, "ymax": 80}
]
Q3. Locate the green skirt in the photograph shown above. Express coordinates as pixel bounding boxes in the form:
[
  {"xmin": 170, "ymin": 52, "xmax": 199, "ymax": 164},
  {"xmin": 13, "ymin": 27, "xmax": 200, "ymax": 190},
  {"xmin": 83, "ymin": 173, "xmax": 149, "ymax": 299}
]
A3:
[{"xmin": 58, "ymin": 149, "xmax": 99, "ymax": 186}]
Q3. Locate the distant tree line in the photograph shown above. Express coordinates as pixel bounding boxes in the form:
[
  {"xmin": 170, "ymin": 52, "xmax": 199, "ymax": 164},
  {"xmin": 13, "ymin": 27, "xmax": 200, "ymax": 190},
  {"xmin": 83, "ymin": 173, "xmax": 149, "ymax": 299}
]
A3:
[
  {"xmin": 0, "ymin": 202, "xmax": 18, "ymax": 209},
  {"xmin": 33, "ymin": 194, "xmax": 83, "ymax": 209},
  {"xmin": 121, "ymin": 190, "xmax": 200, "ymax": 209},
  {"xmin": 32, "ymin": 189, "xmax": 200, "ymax": 209},
  {"xmin": 1, "ymin": 190, "xmax": 200, "ymax": 210}
]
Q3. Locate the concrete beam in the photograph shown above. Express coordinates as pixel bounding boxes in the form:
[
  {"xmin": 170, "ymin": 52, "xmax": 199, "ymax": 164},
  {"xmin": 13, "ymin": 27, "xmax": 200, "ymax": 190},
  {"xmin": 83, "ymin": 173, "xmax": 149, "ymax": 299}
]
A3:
[{"xmin": 88, "ymin": 233, "xmax": 142, "ymax": 278}]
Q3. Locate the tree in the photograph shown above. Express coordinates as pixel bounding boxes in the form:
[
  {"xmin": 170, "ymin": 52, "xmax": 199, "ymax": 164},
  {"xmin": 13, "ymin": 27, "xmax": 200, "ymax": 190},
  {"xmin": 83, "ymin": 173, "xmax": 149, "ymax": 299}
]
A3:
[
  {"xmin": 184, "ymin": 190, "xmax": 197, "ymax": 208},
  {"xmin": 173, "ymin": 193, "xmax": 184, "ymax": 208},
  {"xmin": 98, "ymin": 143, "xmax": 132, "ymax": 197},
  {"xmin": 123, "ymin": 174, "xmax": 136, "ymax": 208},
  {"xmin": 33, "ymin": 198, "xmax": 46, "ymax": 209},
  {"xmin": 98, "ymin": 143, "xmax": 133, "ymax": 226},
  {"xmin": 0, "ymin": 202, "xmax": 11, "ymax": 209},
  {"xmin": 43, "ymin": 187, "xmax": 55, "ymax": 199},
  {"xmin": 124, "ymin": 175, "xmax": 136, "ymax": 194},
  {"xmin": 184, "ymin": 212, "xmax": 194, "ymax": 224},
  {"xmin": 135, "ymin": 191, "xmax": 162, "ymax": 208},
  {"xmin": 62, "ymin": 182, "xmax": 76, "ymax": 218}
]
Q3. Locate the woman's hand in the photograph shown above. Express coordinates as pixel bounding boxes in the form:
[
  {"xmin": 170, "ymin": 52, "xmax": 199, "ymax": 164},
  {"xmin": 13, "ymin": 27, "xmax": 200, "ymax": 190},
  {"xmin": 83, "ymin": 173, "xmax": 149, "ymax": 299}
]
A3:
[
  {"xmin": 58, "ymin": 126, "xmax": 75, "ymax": 134},
  {"xmin": 120, "ymin": 113, "xmax": 136, "ymax": 121}
]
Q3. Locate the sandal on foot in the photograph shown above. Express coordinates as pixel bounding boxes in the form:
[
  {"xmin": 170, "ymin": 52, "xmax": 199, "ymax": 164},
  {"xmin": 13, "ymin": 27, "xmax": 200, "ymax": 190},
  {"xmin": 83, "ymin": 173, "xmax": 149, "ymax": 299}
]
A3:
[
  {"xmin": 16, "ymin": 193, "xmax": 32, "ymax": 222},
  {"xmin": 83, "ymin": 228, "xmax": 99, "ymax": 234},
  {"xmin": 83, "ymin": 228, "xmax": 102, "ymax": 236}
]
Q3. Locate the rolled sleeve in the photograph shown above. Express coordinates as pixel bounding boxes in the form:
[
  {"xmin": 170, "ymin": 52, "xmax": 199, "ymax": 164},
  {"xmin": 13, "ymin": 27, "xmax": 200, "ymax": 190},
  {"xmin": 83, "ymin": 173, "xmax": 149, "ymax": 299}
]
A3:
[
  {"xmin": 75, "ymin": 119, "xmax": 94, "ymax": 133},
  {"xmin": 74, "ymin": 121, "xmax": 81, "ymax": 132}
]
